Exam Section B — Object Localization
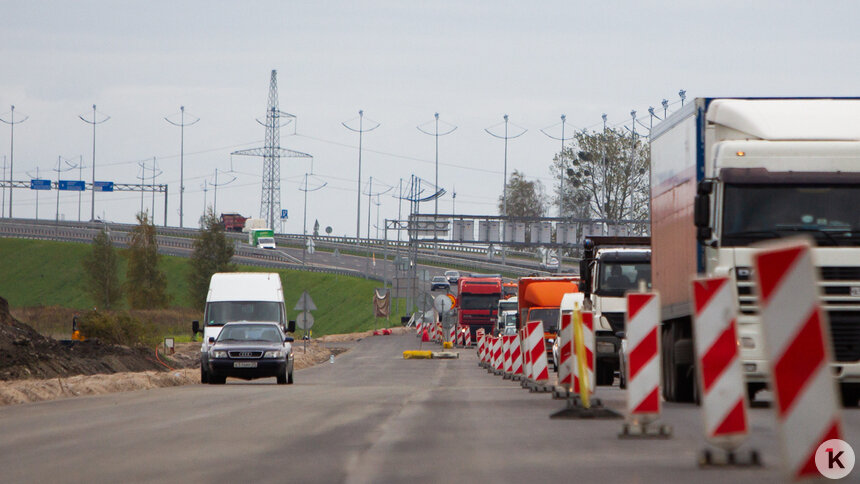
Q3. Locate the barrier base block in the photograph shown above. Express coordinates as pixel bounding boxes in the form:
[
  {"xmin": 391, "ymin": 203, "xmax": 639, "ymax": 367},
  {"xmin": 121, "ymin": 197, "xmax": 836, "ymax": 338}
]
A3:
[
  {"xmin": 550, "ymin": 396, "xmax": 623, "ymax": 420},
  {"xmin": 698, "ymin": 448, "xmax": 761, "ymax": 468},
  {"xmin": 431, "ymin": 351, "xmax": 459, "ymax": 359},
  {"xmin": 527, "ymin": 381, "xmax": 554, "ymax": 393},
  {"xmin": 552, "ymin": 386, "xmax": 573, "ymax": 399},
  {"xmin": 492, "ymin": 369, "xmax": 505, "ymax": 376},
  {"xmin": 511, "ymin": 375, "xmax": 522, "ymax": 381},
  {"xmin": 502, "ymin": 373, "xmax": 513, "ymax": 380},
  {"xmin": 618, "ymin": 421, "xmax": 672, "ymax": 439}
]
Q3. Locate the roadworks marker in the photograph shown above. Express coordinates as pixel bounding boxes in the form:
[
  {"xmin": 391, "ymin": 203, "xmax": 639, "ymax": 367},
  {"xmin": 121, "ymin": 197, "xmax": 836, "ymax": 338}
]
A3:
[
  {"xmin": 753, "ymin": 239, "xmax": 844, "ymax": 479},
  {"xmin": 503, "ymin": 335, "xmax": 513, "ymax": 379},
  {"xmin": 510, "ymin": 332, "xmax": 523, "ymax": 380},
  {"xmin": 618, "ymin": 292, "xmax": 669, "ymax": 435},
  {"xmin": 524, "ymin": 321, "xmax": 553, "ymax": 393},
  {"xmin": 692, "ymin": 277, "xmax": 756, "ymax": 464}
]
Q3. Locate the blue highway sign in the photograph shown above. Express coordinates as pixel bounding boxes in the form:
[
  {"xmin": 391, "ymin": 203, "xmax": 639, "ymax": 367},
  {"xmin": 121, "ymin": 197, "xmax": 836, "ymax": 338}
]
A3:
[
  {"xmin": 93, "ymin": 181, "xmax": 114, "ymax": 192},
  {"xmin": 30, "ymin": 179, "xmax": 52, "ymax": 190},
  {"xmin": 58, "ymin": 180, "xmax": 86, "ymax": 191}
]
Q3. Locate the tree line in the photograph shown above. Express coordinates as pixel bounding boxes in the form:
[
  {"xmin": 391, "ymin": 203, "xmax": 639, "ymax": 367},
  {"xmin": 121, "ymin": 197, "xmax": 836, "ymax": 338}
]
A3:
[
  {"xmin": 500, "ymin": 127, "xmax": 650, "ymax": 222},
  {"xmin": 83, "ymin": 209, "xmax": 235, "ymax": 310}
]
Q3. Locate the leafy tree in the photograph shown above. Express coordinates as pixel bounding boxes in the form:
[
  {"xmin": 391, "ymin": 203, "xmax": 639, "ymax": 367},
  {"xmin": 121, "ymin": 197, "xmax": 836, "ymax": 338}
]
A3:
[
  {"xmin": 498, "ymin": 170, "xmax": 547, "ymax": 218},
  {"xmin": 188, "ymin": 208, "xmax": 235, "ymax": 310},
  {"xmin": 126, "ymin": 211, "xmax": 169, "ymax": 309},
  {"xmin": 82, "ymin": 228, "xmax": 123, "ymax": 309},
  {"xmin": 553, "ymin": 127, "xmax": 649, "ymax": 223}
]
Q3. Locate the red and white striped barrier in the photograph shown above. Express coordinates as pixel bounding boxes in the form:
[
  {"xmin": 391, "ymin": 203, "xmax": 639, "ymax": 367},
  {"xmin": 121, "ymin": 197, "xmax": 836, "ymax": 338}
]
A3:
[
  {"xmin": 464, "ymin": 328, "xmax": 472, "ymax": 347},
  {"xmin": 511, "ymin": 332, "xmax": 523, "ymax": 376},
  {"xmin": 558, "ymin": 311, "xmax": 573, "ymax": 390},
  {"xmin": 476, "ymin": 329, "xmax": 486, "ymax": 363},
  {"xmin": 573, "ymin": 311, "xmax": 595, "ymax": 394},
  {"xmin": 457, "ymin": 326, "xmax": 465, "ymax": 347},
  {"xmin": 447, "ymin": 324, "xmax": 455, "ymax": 344},
  {"xmin": 522, "ymin": 328, "xmax": 533, "ymax": 380},
  {"xmin": 494, "ymin": 336, "xmax": 504, "ymax": 372},
  {"xmin": 526, "ymin": 321, "xmax": 549, "ymax": 383},
  {"xmin": 753, "ymin": 241, "xmax": 844, "ymax": 479},
  {"xmin": 503, "ymin": 335, "xmax": 513, "ymax": 375},
  {"xmin": 626, "ymin": 292, "xmax": 661, "ymax": 420},
  {"xmin": 692, "ymin": 276, "xmax": 749, "ymax": 449}
]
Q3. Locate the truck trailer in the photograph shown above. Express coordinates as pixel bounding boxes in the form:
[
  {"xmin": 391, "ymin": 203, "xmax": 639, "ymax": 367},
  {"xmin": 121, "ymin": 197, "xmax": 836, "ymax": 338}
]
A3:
[{"xmin": 650, "ymin": 98, "xmax": 860, "ymax": 405}]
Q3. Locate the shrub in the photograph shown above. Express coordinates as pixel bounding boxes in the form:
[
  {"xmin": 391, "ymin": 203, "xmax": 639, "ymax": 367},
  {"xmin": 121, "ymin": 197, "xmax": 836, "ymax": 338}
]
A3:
[{"xmin": 78, "ymin": 310, "xmax": 160, "ymax": 347}]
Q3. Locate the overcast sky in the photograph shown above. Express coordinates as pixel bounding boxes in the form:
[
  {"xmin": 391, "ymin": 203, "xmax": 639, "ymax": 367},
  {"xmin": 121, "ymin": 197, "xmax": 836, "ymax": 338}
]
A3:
[{"xmin": 2, "ymin": 1, "xmax": 858, "ymax": 236}]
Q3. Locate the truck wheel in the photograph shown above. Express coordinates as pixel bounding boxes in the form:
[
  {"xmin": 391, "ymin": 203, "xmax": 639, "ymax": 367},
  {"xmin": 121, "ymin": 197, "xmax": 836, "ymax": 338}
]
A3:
[
  {"xmin": 841, "ymin": 383, "xmax": 860, "ymax": 407},
  {"xmin": 209, "ymin": 375, "xmax": 226, "ymax": 385},
  {"xmin": 200, "ymin": 365, "xmax": 209, "ymax": 384}
]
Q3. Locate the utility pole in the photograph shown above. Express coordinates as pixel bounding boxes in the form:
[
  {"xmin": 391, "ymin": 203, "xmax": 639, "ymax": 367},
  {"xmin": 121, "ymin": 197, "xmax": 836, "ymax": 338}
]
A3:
[
  {"xmin": 136, "ymin": 161, "xmax": 148, "ymax": 214},
  {"xmin": 662, "ymin": 99, "xmax": 669, "ymax": 119},
  {"xmin": 1, "ymin": 105, "xmax": 28, "ymax": 218},
  {"xmin": 452, "ymin": 186, "xmax": 456, "ymax": 215},
  {"xmin": 165, "ymin": 106, "xmax": 199, "ymax": 228},
  {"xmin": 149, "ymin": 157, "xmax": 162, "ymax": 219},
  {"xmin": 417, "ymin": 113, "xmax": 456, "ymax": 251},
  {"xmin": 342, "ymin": 110, "xmax": 380, "ymax": 239},
  {"xmin": 79, "ymin": 105, "xmax": 109, "ymax": 222},
  {"xmin": 540, "ymin": 114, "xmax": 577, "ymax": 217},
  {"xmin": 74, "ymin": 156, "xmax": 86, "ymax": 222},
  {"xmin": 485, "ymin": 114, "xmax": 527, "ymax": 264},
  {"xmin": 54, "ymin": 156, "xmax": 77, "ymax": 223},
  {"xmin": 0, "ymin": 155, "xmax": 6, "ymax": 217},
  {"xmin": 298, "ymin": 170, "xmax": 326, "ymax": 266},
  {"xmin": 679, "ymin": 89, "xmax": 687, "ymax": 107}
]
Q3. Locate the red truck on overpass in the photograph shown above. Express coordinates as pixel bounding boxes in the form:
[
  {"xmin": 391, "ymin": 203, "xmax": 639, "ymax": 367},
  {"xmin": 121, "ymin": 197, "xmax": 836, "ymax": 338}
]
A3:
[
  {"xmin": 220, "ymin": 213, "xmax": 248, "ymax": 232},
  {"xmin": 457, "ymin": 276, "xmax": 502, "ymax": 342}
]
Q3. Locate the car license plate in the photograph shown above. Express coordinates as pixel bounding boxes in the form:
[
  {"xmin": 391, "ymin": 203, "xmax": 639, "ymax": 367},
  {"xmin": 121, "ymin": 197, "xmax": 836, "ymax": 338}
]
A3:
[{"xmin": 234, "ymin": 361, "xmax": 257, "ymax": 368}]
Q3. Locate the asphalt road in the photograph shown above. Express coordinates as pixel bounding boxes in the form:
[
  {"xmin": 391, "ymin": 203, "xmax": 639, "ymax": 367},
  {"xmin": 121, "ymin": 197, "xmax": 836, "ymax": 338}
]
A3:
[{"xmin": 1, "ymin": 333, "xmax": 857, "ymax": 483}]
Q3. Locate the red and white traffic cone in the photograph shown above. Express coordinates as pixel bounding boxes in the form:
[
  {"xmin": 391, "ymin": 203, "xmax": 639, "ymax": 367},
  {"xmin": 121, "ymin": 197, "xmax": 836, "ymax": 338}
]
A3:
[
  {"xmin": 526, "ymin": 321, "xmax": 551, "ymax": 391},
  {"xmin": 692, "ymin": 276, "xmax": 755, "ymax": 464},
  {"xmin": 573, "ymin": 311, "xmax": 595, "ymax": 396},
  {"xmin": 754, "ymin": 240, "xmax": 844, "ymax": 479}
]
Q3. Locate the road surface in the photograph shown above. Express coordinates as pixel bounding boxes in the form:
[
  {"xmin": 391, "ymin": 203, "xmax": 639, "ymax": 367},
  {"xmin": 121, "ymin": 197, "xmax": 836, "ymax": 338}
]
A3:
[{"xmin": 1, "ymin": 333, "xmax": 857, "ymax": 483}]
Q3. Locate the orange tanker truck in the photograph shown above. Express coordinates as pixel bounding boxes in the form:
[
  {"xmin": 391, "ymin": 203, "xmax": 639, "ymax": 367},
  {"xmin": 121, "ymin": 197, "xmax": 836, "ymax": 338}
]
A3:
[{"xmin": 517, "ymin": 276, "xmax": 580, "ymax": 367}]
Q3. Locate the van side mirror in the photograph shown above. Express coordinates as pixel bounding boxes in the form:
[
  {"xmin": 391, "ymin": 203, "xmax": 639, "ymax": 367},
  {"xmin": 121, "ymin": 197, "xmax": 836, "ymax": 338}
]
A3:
[
  {"xmin": 192, "ymin": 320, "xmax": 200, "ymax": 335},
  {"xmin": 208, "ymin": 337, "xmax": 215, "ymax": 344},
  {"xmin": 287, "ymin": 320, "xmax": 296, "ymax": 333},
  {"xmin": 285, "ymin": 336, "xmax": 294, "ymax": 343}
]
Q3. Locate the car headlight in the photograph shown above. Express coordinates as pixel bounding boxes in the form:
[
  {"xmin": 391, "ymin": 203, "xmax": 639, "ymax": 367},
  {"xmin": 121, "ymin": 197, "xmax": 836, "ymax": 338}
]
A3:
[
  {"xmin": 263, "ymin": 350, "xmax": 285, "ymax": 358},
  {"xmin": 211, "ymin": 350, "xmax": 227, "ymax": 359},
  {"xmin": 596, "ymin": 341, "xmax": 615, "ymax": 354}
]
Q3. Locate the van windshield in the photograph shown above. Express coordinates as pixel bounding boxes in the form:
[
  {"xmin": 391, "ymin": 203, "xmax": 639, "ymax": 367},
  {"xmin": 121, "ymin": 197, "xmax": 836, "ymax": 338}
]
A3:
[{"xmin": 205, "ymin": 301, "xmax": 284, "ymax": 326}]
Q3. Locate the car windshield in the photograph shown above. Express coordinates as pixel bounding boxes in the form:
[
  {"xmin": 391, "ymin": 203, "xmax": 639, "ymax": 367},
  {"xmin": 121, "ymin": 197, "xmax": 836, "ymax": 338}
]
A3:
[
  {"xmin": 526, "ymin": 308, "xmax": 560, "ymax": 333},
  {"xmin": 597, "ymin": 261, "xmax": 651, "ymax": 296},
  {"xmin": 433, "ymin": 276, "xmax": 447, "ymax": 282},
  {"xmin": 460, "ymin": 294, "xmax": 501, "ymax": 310},
  {"xmin": 259, "ymin": 237, "xmax": 275, "ymax": 244},
  {"xmin": 499, "ymin": 300, "xmax": 517, "ymax": 313},
  {"xmin": 217, "ymin": 324, "xmax": 283, "ymax": 343},
  {"xmin": 445, "ymin": 271, "xmax": 458, "ymax": 277},
  {"xmin": 721, "ymin": 184, "xmax": 860, "ymax": 246},
  {"xmin": 205, "ymin": 301, "xmax": 284, "ymax": 326}
]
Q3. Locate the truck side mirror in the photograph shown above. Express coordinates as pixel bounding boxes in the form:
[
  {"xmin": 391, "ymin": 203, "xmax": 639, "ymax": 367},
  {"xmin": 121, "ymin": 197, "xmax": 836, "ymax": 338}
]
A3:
[
  {"xmin": 192, "ymin": 320, "xmax": 200, "ymax": 335},
  {"xmin": 287, "ymin": 320, "xmax": 296, "ymax": 333},
  {"xmin": 694, "ymin": 192, "xmax": 712, "ymax": 242}
]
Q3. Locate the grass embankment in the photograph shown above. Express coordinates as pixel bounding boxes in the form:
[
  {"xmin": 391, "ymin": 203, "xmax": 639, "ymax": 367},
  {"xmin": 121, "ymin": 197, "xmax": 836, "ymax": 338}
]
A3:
[{"xmin": 0, "ymin": 238, "xmax": 405, "ymax": 340}]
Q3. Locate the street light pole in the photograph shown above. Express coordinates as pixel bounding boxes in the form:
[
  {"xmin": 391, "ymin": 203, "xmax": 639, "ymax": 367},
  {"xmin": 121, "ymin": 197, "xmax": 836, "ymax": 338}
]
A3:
[
  {"xmin": 417, "ymin": 113, "xmax": 456, "ymax": 253},
  {"xmin": 165, "ymin": 106, "xmax": 199, "ymax": 228},
  {"xmin": 79, "ymin": 104, "xmax": 109, "ymax": 222},
  {"xmin": 342, "ymin": 110, "xmax": 380, "ymax": 239},
  {"xmin": 1, "ymin": 105, "xmax": 29, "ymax": 218},
  {"xmin": 485, "ymin": 114, "xmax": 526, "ymax": 265}
]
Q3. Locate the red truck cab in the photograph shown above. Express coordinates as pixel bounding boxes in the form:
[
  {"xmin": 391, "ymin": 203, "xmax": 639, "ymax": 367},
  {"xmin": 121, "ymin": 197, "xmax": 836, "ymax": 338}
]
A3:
[{"xmin": 457, "ymin": 276, "xmax": 502, "ymax": 342}]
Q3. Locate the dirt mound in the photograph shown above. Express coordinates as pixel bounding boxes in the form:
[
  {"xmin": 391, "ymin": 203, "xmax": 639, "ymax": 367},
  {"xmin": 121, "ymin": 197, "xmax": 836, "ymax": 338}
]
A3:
[{"xmin": 0, "ymin": 296, "xmax": 168, "ymax": 381}]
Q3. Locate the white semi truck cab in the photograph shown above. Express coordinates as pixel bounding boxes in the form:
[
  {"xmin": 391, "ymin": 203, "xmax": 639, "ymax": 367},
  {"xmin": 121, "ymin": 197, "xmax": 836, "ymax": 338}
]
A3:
[
  {"xmin": 579, "ymin": 236, "xmax": 651, "ymax": 385},
  {"xmin": 651, "ymin": 98, "xmax": 860, "ymax": 405}
]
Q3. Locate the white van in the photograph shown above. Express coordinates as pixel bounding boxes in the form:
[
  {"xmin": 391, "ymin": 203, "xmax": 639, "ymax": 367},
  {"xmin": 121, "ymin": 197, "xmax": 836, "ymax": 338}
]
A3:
[{"xmin": 192, "ymin": 272, "xmax": 295, "ymax": 383}]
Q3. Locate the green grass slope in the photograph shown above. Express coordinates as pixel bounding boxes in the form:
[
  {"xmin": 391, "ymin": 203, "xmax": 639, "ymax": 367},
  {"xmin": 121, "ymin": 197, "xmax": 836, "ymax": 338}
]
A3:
[{"xmin": 0, "ymin": 237, "xmax": 402, "ymax": 337}]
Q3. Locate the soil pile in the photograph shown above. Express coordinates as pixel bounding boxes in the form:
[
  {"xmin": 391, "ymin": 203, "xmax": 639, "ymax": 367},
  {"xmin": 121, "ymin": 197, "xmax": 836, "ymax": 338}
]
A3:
[{"xmin": 0, "ymin": 296, "xmax": 170, "ymax": 381}]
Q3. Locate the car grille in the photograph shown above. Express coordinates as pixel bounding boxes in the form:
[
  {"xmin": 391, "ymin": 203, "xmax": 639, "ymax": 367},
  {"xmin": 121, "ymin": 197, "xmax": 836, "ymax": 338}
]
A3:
[
  {"xmin": 736, "ymin": 266, "xmax": 860, "ymax": 362},
  {"xmin": 228, "ymin": 351, "xmax": 263, "ymax": 359}
]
